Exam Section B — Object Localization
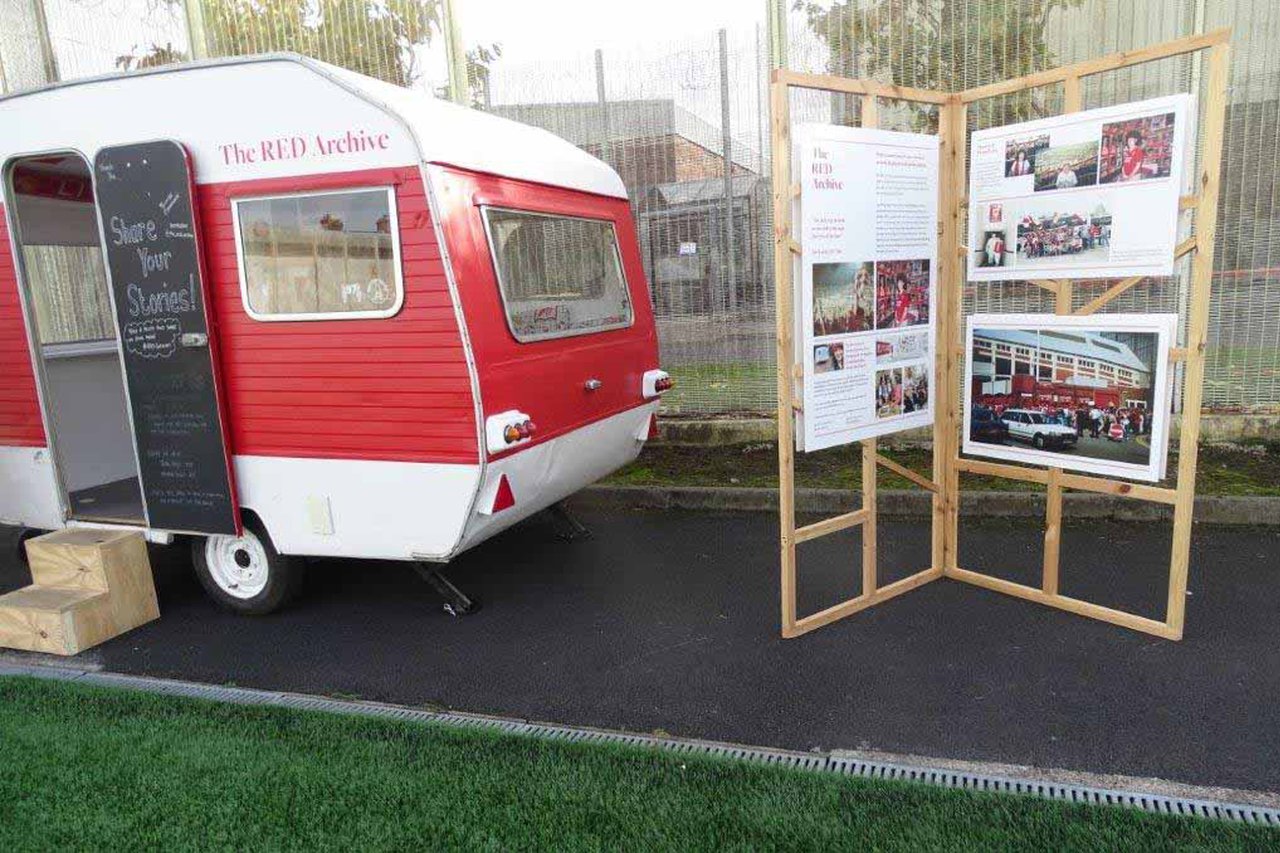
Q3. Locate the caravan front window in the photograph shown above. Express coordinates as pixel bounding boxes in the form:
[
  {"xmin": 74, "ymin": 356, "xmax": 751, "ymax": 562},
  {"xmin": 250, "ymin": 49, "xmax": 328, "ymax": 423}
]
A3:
[
  {"xmin": 233, "ymin": 187, "xmax": 403, "ymax": 321},
  {"xmin": 482, "ymin": 208, "xmax": 633, "ymax": 342}
]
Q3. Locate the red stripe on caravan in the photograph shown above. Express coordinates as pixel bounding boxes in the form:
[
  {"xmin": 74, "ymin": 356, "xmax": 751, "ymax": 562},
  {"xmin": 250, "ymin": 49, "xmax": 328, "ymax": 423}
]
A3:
[
  {"xmin": 196, "ymin": 166, "xmax": 480, "ymax": 465},
  {"xmin": 0, "ymin": 205, "xmax": 46, "ymax": 447}
]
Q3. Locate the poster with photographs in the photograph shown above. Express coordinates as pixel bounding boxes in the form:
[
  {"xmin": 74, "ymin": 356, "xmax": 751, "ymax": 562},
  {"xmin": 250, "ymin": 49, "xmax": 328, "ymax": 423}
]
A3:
[
  {"xmin": 968, "ymin": 94, "xmax": 1192, "ymax": 281},
  {"xmin": 962, "ymin": 313, "xmax": 1177, "ymax": 482},
  {"xmin": 794, "ymin": 124, "xmax": 938, "ymax": 451}
]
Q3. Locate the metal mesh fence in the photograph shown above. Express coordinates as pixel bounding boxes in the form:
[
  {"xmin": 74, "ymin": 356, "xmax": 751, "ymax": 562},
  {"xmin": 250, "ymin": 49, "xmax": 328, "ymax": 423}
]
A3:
[{"xmin": 2, "ymin": 0, "xmax": 1278, "ymax": 415}]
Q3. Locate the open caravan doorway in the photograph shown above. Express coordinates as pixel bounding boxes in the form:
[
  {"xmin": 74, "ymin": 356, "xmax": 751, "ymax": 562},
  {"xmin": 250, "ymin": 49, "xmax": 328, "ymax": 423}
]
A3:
[{"xmin": 5, "ymin": 152, "xmax": 144, "ymax": 525}]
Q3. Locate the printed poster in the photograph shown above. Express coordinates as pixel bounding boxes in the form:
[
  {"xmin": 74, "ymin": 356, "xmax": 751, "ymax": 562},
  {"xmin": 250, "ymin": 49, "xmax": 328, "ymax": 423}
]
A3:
[
  {"xmin": 962, "ymin": 313, "xmax": 1177, "ymax": 483},
  {"xmin": 795, "ymin": 125, "xmax": 938, "ymax": 452},
  {"xmin": 968, "ymin": 94, "xmax": 1193, "ymax": 282}
]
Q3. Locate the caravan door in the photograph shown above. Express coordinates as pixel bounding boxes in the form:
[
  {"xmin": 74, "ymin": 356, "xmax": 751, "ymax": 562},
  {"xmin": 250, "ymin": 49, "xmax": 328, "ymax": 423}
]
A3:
[{"xmin": 93, "ymin": 140, "xmax": 240, "ymax": 536}]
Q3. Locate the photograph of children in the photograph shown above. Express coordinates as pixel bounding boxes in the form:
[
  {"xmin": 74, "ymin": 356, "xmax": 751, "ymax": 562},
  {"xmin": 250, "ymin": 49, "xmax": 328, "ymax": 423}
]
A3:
[
  {"xmin": 874, "ymin": 259, "xmax": 930, "ymax": 329},
  {"xmin": 1033, "ymin": 140, "xmax": 1099, "ymax": 192},
  {"xmin": 875, "ymin": 367, "xmax": 904, "ymax": 418},
  {"xmin": 1099, "ymin": 112, "xmax": 1175, "ymax": 184},
  {"xmin": 1005, "ymin": 134, "xmax": 1048, "ymax": 177},
  {"xmin": 811, "ymin": 261, "xmax": 874, "ymax": 337},
  {"xmin": 813, "ymin": 342, "xmax": 845, "ymax": 374},
  {"xmin": 901, "ymin": 364, "xmax": 929, "ymax": 414},
  {"xmin": 1015, "ymin": 196, "xmax": 1111, "ymax": 268},
  {"xmin": 976, "ymin": 227, "xmax": 1012, "ymax": 268},
  {"xmin": 967, "ymin": 327, "xmax": 1157, "ymax": 467}
]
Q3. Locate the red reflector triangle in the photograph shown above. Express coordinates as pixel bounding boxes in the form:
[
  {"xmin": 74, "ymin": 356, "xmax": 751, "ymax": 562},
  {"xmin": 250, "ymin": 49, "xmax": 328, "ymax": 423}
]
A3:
[{"xmin": 491, "ymin": 474, "xmax": 515, "ymax": 513}]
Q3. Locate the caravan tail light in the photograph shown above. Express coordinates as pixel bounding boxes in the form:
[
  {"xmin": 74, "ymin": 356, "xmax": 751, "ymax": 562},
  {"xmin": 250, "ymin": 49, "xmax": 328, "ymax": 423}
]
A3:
[
  {"xmin": 487, "ymin": 410, "xmax": 535, "ymax": 454},
  {"xmin": 642, "ymin": 369, "xmax": 674, "ymax": 399}
]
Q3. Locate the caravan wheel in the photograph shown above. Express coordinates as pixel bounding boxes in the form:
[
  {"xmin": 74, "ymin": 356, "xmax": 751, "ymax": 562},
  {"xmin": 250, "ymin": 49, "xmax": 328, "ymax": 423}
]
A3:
[{"xmin": 192, "ymin": 518, "xmax": 303, "ymax": 615}]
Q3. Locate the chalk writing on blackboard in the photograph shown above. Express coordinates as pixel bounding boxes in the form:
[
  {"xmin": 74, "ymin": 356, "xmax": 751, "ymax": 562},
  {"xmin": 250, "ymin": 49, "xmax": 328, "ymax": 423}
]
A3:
[
  {"xmin": 95, "ymin": 139, "xmax": 238, "ymax": 535},
  {"xmin": 123, "ymin": 316, "xmax": 181, "ymax": 359}
]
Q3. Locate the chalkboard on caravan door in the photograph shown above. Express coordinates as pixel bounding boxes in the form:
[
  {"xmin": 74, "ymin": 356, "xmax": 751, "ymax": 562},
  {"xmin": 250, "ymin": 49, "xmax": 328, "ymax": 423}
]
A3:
[{"xmin": 94, "ymin": 140, "xmax": 239, "ymax": 535}]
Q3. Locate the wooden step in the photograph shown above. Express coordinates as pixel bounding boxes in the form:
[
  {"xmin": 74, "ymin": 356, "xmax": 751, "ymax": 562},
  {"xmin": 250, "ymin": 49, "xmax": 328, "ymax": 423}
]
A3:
[
  {"xmin": 0, "ymin": 585, "xmax": 112, "ymax": 656},
  {"xmin": 25, "ymin": 528, "xmax": 142, "ymax": 592},
  {"xmin": 1, "ymin": 529, "xmax": 161, "ymax": 656}
]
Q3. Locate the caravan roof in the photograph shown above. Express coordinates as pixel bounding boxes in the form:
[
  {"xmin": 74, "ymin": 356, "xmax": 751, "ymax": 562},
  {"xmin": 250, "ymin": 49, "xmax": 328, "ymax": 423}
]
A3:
[{"xmin": 0, "ymin": 54, "xmax": 627, "ymax": 199}]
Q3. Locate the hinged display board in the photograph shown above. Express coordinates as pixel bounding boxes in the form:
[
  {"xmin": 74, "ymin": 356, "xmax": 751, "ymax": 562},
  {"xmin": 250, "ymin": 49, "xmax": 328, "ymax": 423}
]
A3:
[{"xmin": 771, "ymin": 30, "xmax": 1230, "ymax": 640}]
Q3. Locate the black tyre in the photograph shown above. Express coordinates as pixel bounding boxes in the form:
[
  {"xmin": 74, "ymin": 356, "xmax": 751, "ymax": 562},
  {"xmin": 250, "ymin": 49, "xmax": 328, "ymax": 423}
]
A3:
[
  {"xmin": 1032, "ymin": 433, "xmax": 1046, "ymax": 450},
  {"xmin": 191, "ymin": 515, "xmax": 303, "ymax": 615}
]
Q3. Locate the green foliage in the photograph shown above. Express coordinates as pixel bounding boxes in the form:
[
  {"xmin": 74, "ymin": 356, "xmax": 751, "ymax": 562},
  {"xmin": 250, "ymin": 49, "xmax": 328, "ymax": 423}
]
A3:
[
  {"xmin": 196, "ymin": 0, "xmax": 440, "ymax": 87},
  {"xmin": 793, "ymin": 0, "xmax": 1086, "ymax": 126},
  {"xmin": 107, "ymin": 0, "xmax": 497, "ymax": 101}
]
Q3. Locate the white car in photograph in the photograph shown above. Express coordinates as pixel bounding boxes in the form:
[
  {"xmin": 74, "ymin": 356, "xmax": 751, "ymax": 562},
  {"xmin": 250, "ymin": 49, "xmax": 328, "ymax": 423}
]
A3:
[{"xmin": 1000, "ymin": 409, "xmax": 1078, "ymax": 450}]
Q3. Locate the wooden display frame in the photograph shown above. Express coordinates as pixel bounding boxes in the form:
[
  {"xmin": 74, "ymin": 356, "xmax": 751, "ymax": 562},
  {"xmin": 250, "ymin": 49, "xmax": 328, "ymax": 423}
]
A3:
[{"xmin": 771, "ymin": 30, "xmax": 1230, "ymax": 640}]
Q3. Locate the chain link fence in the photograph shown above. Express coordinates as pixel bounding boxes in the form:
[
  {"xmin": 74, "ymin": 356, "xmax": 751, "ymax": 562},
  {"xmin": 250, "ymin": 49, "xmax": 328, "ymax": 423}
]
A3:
[{"xmin": 2, "ymin": 0, "xmax": 1277, "ymax": 416}]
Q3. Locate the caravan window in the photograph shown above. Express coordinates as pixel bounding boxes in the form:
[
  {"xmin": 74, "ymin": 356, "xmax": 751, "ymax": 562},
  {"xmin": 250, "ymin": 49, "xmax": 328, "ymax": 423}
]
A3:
[
  {"xmin": 482, "ymin": 208, "xmax": 633, "ymax": 342},
  {"xmin": 233, "ymin": 187, "xmax": 403, "ymax": 320}
]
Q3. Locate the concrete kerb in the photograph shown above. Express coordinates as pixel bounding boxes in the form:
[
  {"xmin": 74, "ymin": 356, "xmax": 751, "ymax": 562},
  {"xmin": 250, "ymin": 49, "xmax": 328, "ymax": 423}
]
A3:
[{"xmin": 570, "ymin": 486, "xmax": 1280, "ymax": 525}]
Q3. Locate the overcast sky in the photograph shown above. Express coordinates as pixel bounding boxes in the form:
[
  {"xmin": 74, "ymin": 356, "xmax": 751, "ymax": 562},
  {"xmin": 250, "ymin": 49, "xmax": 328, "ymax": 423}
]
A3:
[{"xmin": 462, "ymin": 0, "xmax": 766, "ymax": 65}]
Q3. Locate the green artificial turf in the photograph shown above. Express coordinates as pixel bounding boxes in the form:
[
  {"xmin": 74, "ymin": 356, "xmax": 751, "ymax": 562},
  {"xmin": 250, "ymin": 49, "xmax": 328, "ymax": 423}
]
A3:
[{"xmin": 0, "ymin": 677, "xmax": 1272, "ymax": 851}]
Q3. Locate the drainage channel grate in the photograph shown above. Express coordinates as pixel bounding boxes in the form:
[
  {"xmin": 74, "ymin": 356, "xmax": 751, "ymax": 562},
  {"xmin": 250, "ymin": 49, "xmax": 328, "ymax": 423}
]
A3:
[{"xmin": 3, "ymin": 663, "xmax": 1277, "ymax": 827}]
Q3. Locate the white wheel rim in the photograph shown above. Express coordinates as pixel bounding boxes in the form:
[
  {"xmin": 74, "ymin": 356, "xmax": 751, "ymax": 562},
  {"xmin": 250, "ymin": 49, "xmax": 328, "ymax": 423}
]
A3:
[{"xmin": 205, "ymin": 529, "xmax": 270, "ymax": 600}]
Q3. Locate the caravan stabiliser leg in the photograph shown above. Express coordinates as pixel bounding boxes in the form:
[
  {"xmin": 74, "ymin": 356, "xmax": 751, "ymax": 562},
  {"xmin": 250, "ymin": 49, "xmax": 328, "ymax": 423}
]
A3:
[
  {"xmin": 546, "ymin": 502, "xmax": 592, "ymax": 542},
  {"xmin": 413, "ymin": 563, "xmax": 480, "ymax": 617},
  {"xmin": 14, "ymin": 528, "xmax": 42, "ymax": 569}
]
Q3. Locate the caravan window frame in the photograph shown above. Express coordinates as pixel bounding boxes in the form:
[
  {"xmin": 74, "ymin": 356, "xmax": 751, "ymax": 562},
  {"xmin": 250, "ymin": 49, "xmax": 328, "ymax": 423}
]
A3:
[
  {"xmin": 480, "ymin": 206, "xmax": 634, "ymax": 343},
  {"xmin": 230, "ymin": 185, "xmax": 405, "ymax": 322}
]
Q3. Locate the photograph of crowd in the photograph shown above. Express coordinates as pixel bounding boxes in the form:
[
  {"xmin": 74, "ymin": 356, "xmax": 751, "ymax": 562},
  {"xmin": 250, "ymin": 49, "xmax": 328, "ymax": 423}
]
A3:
[
  {"xmin": 1015, "ymin": 199, "xmax": 1112, "ymax": 268},
  {"xmin": 813, "ymin": 342, "xmax": 845, "ymax": 374},
  {"xmin": 875, "ymin": 367, "xmax": 903, "ymax": 418},
  {"xmin": 966, "ymin": 326, "xmax": 1158, "ymax": 469},
  {"xmin": 1033, "ymin": 140, "xmax": 1099, "ymax": 192},
  {"xmin": 976, "ymin": 227, "xmax": 1012, "ymax": 268},
  {"xmin": 902, "ymin": 364, "xmax": 929, "ymax": 414},
  {"xmin": 874, "ymin": 259, "xmax": 930, "ymax": 329},
  {"xmin": 1099, "ymin": 112, "xmax": 1175, "ymax": 184},
  {"xmin": 811, "ymin": 261, "xmax": 874, "ymax": 336},
  {"xmin": 1005, "ymin": 134, "xmax": 1049, "ymax": 177}
]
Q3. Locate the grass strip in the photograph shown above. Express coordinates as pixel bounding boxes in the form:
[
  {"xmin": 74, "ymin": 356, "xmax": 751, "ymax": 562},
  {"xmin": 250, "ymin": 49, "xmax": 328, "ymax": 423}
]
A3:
[
  {"xmin": 0, "ymin": 676, "xmax": 1273, "ymax": 851},
  {"xmin": 607, "ymin": 442, "xmax": 1280, "ymax": 496}
]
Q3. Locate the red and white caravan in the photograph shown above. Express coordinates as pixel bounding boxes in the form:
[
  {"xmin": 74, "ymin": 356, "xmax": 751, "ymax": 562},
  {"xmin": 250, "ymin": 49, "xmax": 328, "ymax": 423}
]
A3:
[{"xmin": 0, "ymin": 55, "xmax": 668, "ymax": 613}]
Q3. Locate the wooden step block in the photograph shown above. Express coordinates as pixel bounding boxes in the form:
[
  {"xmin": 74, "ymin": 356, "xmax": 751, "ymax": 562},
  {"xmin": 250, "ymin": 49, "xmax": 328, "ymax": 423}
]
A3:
[
  {"xmin": 0, "ymin": 586, "xmax": 111, "ymax": 656},
  {"xmin": 26, "ymin": 529, "xmax": 144, "ymax": 593},
  {"xmin": 2, "ymin": 529, "xmax": 161, "ymax": 656}
]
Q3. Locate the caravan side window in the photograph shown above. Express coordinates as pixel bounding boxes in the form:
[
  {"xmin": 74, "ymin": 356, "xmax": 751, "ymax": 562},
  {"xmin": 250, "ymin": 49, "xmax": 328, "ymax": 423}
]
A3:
[
  {"xmin": 233, "ymin": 187, "xmax": 403, "ymax": 320},
  {"xmin": 482, "ymin": 208, "xmax": 633, "ymax": 342}
]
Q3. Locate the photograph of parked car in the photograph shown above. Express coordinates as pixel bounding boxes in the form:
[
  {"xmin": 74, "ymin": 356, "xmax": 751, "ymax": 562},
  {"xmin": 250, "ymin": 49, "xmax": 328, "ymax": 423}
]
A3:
[{"xmin": 962, "ymin": 314, "xmax": 1177, "ymax": 482}]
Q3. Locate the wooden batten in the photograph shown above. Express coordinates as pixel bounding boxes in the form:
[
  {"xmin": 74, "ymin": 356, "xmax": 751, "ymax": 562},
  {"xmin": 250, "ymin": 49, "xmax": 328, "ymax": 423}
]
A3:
[
  {"xmin": 771, "ymin": 74, "xmax": 799, "ymax": 635},
  {"xmin": 775, "ymin": 68, "xmax": 950, "ymax": 105},
  {"xmin": 794, "ymin": 507, "xmax": 869, "ymax": 544},
  {"xmin": 958, "ymin": 29, "xmax": 1230, "ymax": 104}
]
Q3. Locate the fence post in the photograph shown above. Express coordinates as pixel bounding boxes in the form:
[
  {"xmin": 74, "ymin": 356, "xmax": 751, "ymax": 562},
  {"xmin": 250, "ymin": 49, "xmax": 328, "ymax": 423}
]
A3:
[
  {"xmin": 184, "ymin": 0, "xmax": 209, "ymax": 60},
  {"xmin": 594, "ymin": 49, "xmax": 611, "ymax": 169},
  {"xmin": 442, "ymin": 0, "xmax": 469, "ymax": 105},
  {"xmin": 33, "ymin": 0, "xmax": 59, "ymax": 83},
  {"xmin": 720, "ymin": 29, "xmax": 738, "ymax": 312},
  {"xmin": 765, "ymin": 0, "xmax": 787, "ymax": 71}
]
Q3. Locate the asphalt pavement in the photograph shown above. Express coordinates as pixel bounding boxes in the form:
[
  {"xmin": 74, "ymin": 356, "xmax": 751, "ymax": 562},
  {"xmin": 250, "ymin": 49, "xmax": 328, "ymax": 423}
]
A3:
[{"xmin": 2, "ymin": 511, "xmax": 1277, "ymax": 793}]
